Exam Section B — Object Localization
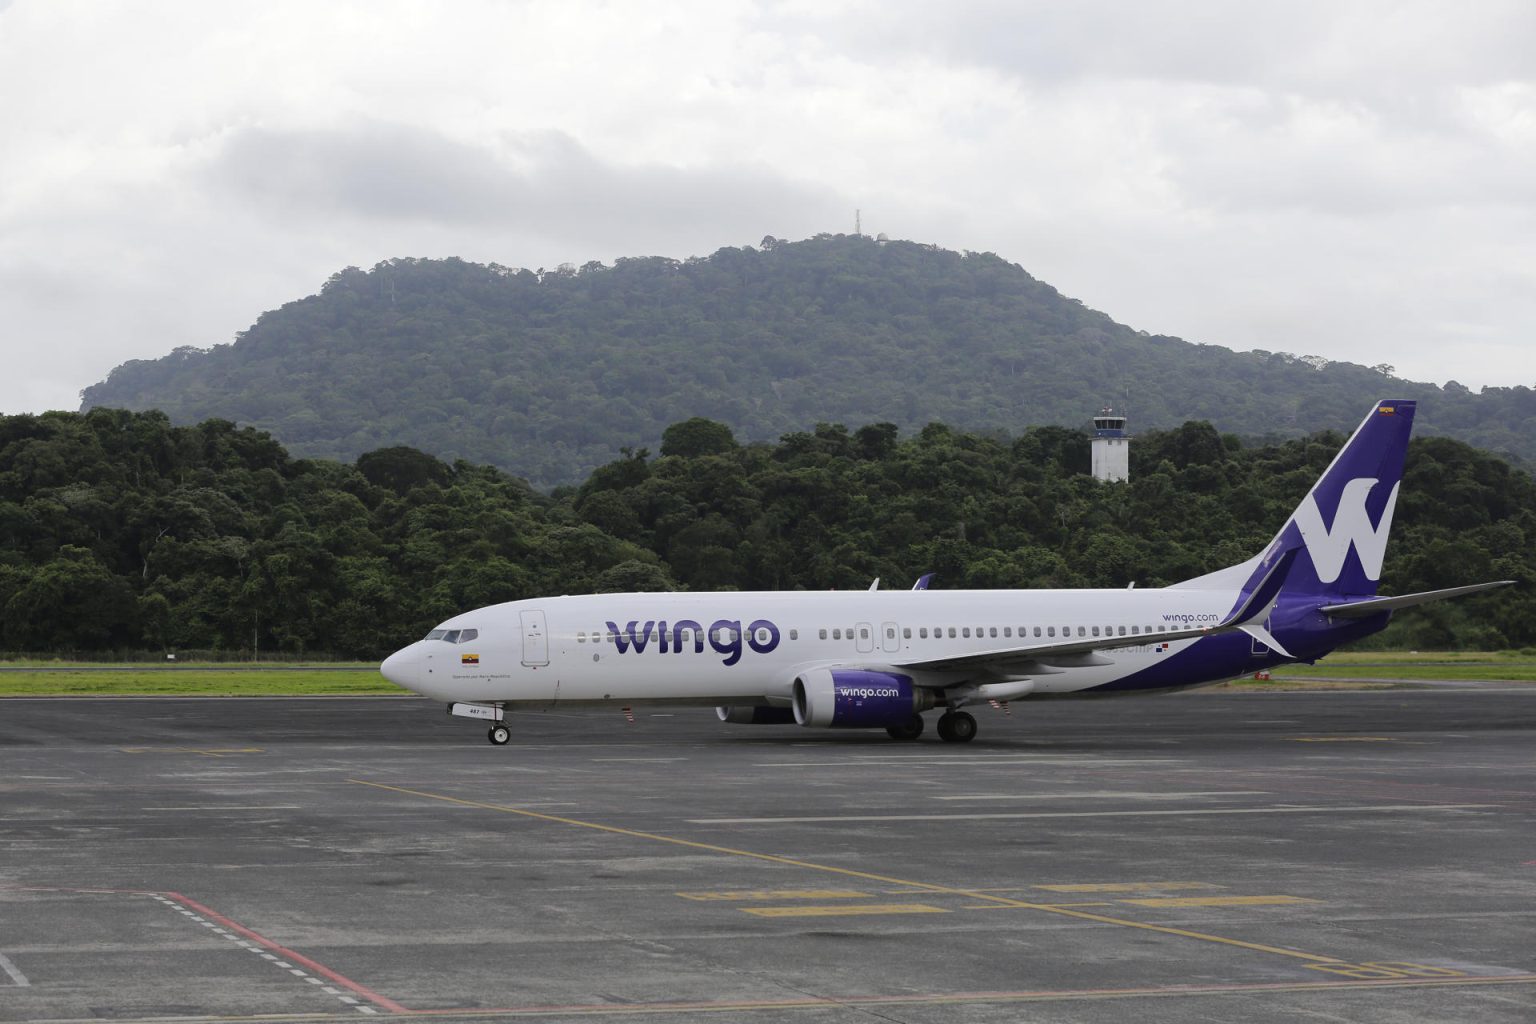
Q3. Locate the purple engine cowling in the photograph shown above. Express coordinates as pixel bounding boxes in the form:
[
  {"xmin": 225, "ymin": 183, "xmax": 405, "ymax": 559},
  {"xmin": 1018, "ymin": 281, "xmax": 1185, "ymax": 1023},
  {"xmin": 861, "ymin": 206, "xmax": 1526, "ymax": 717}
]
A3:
[
  {"xmin": 716, "ymin": 705, "xmax": 798, "ymax": 725},
  {"xmin": 793, "ymin": 668, "xmax": 930, "ymax": 728}
]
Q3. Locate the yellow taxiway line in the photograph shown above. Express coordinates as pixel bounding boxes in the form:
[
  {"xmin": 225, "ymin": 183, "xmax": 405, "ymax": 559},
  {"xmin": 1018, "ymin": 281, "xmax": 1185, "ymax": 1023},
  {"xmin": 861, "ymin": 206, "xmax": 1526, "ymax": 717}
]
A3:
[{"xmin": 349, "ymin": 779, "xmax": 1361, "ymax": 967}]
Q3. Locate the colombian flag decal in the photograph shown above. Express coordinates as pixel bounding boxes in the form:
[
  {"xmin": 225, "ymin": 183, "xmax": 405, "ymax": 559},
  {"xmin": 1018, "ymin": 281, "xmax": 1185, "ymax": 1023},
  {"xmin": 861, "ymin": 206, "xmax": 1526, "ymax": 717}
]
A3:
[
  {"xmin": 461, "ymin": 653, "xmax": 479, "ymax": 665},
  {"xmin": 1379, "ymin": 406, "xmax": 1395, "ymax": 415}
]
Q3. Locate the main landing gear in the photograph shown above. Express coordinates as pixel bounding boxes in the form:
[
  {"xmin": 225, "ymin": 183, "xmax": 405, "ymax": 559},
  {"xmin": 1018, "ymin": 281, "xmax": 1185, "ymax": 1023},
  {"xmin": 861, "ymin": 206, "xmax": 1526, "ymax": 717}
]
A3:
[
  {"xmin": 886, "ymin": 711, "xmax": 977, "ymax": 743},
  {"xmin": 935, "ymin": 710, "xmax": 977, "ymax": 744},
  {"xmin": 487, "ymin": 724, "xmax": 511, "ymax": 746}
]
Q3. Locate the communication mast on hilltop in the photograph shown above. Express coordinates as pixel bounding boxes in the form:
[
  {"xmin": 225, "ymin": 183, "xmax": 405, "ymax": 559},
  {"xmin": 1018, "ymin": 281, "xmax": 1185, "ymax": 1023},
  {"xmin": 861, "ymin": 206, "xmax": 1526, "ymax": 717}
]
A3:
[{"xmin": 1091, "ymin": 408, "xmax": 1131, "ymax": 482}]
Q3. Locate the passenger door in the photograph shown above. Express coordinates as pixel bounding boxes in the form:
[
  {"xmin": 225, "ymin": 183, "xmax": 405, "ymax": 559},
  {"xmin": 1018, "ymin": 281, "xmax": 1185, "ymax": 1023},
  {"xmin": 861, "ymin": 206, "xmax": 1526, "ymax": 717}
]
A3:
[
  {"xmin": 520, "ymin": 609, "xmax": 550, "ymax": 667},
  {"xmin": 881, "ymin": 621, "xmax": 901, "ymax": 654}
]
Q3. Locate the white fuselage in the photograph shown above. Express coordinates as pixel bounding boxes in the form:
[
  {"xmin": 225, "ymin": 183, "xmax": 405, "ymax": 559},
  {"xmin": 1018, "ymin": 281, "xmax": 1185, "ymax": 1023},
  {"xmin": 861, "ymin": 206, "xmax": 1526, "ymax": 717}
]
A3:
[{"xmin": 381, "ymin": 587, "xmax": 1241, "ymax": 708}]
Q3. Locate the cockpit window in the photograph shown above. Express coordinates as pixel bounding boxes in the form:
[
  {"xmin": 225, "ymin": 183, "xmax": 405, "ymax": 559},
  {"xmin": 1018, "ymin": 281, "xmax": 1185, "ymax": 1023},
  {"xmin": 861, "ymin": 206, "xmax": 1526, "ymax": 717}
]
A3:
[
  {"xmin": 443, "ymin": 630, "xmax": 461, "ymax": 643},
  {"xmin": 425, "ymin": 629, "xmax": 447, "ymax": 641},
  {"xmin": 458, "ymin": 628, "xmax": 478, "ymax": 643}
]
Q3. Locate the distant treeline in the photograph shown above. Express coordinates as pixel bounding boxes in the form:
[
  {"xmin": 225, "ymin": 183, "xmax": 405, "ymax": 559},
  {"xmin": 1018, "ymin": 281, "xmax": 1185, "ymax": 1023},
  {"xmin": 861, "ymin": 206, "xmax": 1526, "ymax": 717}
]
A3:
[{"xmin": 1, "ymin": 408, "xmax": 1530, "ymax": 659}]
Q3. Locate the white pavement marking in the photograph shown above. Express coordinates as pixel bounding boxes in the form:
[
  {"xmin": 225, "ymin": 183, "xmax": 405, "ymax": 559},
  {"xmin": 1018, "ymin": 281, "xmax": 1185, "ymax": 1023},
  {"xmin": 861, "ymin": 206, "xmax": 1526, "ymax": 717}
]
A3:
[
  {"xmin": 143, "ymin": 805, "xmax": 302, "ymax": 811},
  {"xmin": 933, "ymin": 791, "xmax": 1270, "ymax": 801},
  {"xmin": 149, "ymin": 894, "xmax": 377, "ymax": 1015},
  {"xmin": 0, "ymin": 952, "xmax": 29, "ymax": 987},
  {"xmin": 688, "ymin": 804, "xmax": 1497, "ymax": 824},
  {"xmin": 590, "ymin": 758, "xmax": 689, "ymax": 763},
  {"xmin": 755, "ymin": 758, "xmax": 1184, "ymax": 768}
]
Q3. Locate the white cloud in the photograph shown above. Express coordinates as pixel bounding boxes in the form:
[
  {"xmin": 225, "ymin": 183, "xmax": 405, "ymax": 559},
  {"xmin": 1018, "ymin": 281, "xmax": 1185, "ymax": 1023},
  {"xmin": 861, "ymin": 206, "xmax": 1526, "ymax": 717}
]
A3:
[{"xmin": 0, "ymin": 0, "xmax": 1532, "ymax": 417}]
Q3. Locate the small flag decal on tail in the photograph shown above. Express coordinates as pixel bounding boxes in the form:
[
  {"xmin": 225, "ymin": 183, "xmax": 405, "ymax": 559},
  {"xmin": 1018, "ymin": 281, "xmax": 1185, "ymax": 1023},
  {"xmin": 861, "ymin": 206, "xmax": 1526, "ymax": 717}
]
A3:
[
  {"xmin": 1378, "ymin": 406, "xmax": 1395, "ymax": 415},
  {"xmin": 461, "ymin": 653, "xmax": 479, "ymax": 665}
]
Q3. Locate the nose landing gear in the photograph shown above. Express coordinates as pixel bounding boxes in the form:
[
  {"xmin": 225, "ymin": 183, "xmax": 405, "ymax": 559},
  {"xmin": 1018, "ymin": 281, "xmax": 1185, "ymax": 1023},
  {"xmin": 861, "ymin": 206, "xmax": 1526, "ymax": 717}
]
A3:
[{"xmin": 487, "ymin": 724, "xmax": 511, "ymax": 745}]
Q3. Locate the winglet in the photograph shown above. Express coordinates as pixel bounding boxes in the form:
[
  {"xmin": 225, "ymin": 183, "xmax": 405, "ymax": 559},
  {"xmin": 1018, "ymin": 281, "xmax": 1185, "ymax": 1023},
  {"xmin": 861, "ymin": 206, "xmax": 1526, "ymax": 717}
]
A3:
[{"xmin": 1225, "ymin": 548, "xmax": 1300, "ymax": 627}]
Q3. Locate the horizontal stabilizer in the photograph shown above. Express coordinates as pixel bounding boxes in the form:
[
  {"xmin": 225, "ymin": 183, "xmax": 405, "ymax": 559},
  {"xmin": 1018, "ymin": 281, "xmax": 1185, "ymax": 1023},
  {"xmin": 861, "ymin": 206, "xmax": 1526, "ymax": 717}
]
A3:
[{"xmin": 1319, "ymin": 580, "xmax": 1515, "ymax": 618}]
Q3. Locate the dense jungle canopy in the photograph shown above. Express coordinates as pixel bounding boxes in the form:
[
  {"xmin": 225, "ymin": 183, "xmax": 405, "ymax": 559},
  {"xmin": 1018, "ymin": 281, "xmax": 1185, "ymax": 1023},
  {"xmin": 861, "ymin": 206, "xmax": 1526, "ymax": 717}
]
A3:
[
  {"xmin": 2, "ymin": 409, "xmax": 1530, "ymax": 659},
  {"xmin": 81, "ymin": 235, "xmax": 1535, "ymax": 488}
]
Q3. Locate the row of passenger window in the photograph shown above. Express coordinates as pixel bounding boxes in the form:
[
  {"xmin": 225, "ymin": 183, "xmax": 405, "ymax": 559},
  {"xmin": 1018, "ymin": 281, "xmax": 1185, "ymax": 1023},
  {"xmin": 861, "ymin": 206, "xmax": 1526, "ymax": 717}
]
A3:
[
  {"xmin": 816, "ymin": 624, "xmax": 1176, "ymax": 641},
  {"xmin": 575, "ymin": 628, "xmax": 803, "ymax": 644}
]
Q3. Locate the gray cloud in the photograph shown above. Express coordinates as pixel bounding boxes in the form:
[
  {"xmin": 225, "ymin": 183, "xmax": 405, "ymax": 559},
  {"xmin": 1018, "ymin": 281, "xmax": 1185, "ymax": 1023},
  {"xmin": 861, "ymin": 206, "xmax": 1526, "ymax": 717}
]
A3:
[
  {"xmin": 787, "ymin": 1, "xmax": 1536, "ymax": 95},
  {"xmin": 0, "ymin": 1, "xmax": 1532, "ymax": 416},
  {"xmin": 207, "ymin": 122, "xmax": 845, "ymax": 250}
]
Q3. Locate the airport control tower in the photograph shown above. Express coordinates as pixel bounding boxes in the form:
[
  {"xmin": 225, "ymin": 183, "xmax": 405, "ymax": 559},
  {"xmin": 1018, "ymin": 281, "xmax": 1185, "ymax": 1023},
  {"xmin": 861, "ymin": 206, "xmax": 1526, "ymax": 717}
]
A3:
[{"xmin": 1091, "ymin": 409, "xmax": 1131, "ymax": 482}]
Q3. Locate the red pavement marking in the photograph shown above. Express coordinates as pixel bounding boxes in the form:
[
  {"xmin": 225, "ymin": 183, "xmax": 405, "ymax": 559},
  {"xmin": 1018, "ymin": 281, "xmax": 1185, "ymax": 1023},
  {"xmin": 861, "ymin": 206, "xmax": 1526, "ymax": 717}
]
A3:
[{"xmin": 164, "ymin": 891, "xmax": 408, "ymax": 1014}]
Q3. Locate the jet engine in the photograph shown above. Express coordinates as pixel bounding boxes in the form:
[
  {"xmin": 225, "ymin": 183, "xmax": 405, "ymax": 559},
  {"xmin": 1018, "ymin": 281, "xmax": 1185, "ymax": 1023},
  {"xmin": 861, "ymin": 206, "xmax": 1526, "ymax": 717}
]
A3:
[{"xmin": 792, "ymin": 668, "xmax": 935, "ymax": 728}]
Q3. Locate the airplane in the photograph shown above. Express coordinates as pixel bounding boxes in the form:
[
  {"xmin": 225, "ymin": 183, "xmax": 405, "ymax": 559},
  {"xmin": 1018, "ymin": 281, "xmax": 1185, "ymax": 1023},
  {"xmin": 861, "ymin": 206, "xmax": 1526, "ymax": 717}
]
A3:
[{"xmin": 380, "ymin": 400, "xmax": 1512, "ymax": 746}]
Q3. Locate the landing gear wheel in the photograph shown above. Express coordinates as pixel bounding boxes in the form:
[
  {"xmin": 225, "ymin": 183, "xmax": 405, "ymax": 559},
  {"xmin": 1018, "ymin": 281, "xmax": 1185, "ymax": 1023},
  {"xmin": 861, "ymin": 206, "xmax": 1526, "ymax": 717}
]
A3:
[
  {"xmin": 936, "ymin": 711, "xmax": 977, "ymax": 744},
  {"xmin": 487, "ymin": 724, "xmax": 511, "ymax": 746},
  {"xmin": 886, "ymin": 714, "xmax": 925, "ymax": 741}
]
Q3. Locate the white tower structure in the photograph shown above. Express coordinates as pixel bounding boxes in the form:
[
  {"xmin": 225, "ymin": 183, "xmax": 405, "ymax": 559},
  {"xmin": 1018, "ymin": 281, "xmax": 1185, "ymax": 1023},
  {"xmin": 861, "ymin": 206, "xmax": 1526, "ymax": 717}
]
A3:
[{"xmin": 1091, "ymin": 409, "xmax": 1130, "ymax": 482}]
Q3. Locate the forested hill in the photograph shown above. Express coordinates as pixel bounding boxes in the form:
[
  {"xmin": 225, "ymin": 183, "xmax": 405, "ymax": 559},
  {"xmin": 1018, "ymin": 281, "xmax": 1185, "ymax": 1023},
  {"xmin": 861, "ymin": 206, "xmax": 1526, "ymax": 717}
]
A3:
[
  {"xmin": 82, "ymin": 234, "xmax": 1535, "ymax": 487},
  {"xmin": 2, "ymin": 409, "xmax": 1531, "ymax": 657}
]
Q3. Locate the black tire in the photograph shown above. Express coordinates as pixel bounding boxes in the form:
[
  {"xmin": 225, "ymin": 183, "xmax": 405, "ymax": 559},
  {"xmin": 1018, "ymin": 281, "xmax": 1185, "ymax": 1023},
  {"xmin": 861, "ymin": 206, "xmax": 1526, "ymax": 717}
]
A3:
[
  {"xmin": 885, "ymin": 714, "xmax": 925, "ymax": 741},
  {"xmin": 937, "ymin": 711, "xmax": 977, "ymax": 743},
  {"xmin": 488, "ymin": 724, "xmax": 511, "ymax": 746}
]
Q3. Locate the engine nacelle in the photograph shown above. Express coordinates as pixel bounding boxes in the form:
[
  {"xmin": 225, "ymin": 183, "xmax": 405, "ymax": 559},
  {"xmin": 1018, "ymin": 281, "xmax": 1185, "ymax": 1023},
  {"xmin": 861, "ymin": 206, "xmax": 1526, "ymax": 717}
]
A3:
[
  {"xmin": 716, "ymin": 705, "xmax": 798, "ymax": 726},
  {"xmin": 792, "ymin": 668, "xmax": 933, "ymax": 728}
]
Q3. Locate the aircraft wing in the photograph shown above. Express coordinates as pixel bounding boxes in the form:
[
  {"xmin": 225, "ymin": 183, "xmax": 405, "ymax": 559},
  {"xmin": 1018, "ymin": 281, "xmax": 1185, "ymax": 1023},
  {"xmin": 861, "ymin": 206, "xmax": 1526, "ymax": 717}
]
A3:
[
  {"xmin": 1319, "ymin": 580, "xmax": 1515, "ymax": 618},
  {"xmin": 891, "ymin": 623, "xmax": 1228, "ymax": 675}
]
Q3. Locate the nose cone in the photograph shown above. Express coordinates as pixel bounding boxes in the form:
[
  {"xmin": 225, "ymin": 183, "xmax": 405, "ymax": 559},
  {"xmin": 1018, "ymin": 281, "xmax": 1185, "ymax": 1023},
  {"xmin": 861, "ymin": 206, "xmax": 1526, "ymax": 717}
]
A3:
[{"xmin": 380, "ymin": 644, "xmax": 421, "ymax": 692}]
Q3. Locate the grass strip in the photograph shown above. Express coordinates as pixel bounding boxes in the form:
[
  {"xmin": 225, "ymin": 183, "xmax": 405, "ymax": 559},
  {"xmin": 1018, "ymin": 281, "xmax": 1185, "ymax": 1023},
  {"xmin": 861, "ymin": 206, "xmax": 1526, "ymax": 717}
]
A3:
[{"xmin": 0, "ymin": 668, "xmax": 398, "ymax": 697}]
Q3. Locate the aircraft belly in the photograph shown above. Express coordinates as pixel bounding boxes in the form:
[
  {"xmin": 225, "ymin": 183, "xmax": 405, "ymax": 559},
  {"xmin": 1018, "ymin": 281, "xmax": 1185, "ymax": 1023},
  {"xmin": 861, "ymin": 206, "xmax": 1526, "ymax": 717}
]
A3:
[
  {"xmin": 1081, "ymin": 634, "xmax": 1252, "ymax": 693},
  {"xmin": 548, "ymin": 650, "xmax": 784, "ymax": 704}
]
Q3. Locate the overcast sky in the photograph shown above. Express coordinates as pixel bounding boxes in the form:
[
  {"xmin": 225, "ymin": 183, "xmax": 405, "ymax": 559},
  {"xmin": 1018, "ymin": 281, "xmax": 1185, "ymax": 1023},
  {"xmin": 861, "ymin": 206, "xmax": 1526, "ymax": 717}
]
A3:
[{"xmin": 2, "ymin": 0, "xmax": 1533, "ymax": 415}]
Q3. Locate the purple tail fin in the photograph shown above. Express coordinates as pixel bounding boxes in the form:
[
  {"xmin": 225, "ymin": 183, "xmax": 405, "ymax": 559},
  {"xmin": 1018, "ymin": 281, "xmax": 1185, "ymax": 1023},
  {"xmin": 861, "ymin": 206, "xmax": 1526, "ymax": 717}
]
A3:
[{"xmin": 1238, "ymin": 400, "xmax": 1416, "ymax": 604}]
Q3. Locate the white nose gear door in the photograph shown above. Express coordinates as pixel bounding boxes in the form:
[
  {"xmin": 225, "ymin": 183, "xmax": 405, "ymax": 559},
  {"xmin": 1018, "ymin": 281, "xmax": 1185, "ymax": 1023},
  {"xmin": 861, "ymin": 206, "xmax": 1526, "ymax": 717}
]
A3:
[{"xmin": 520, "ymin": 609, "xmax": 549, "ymax": 666}]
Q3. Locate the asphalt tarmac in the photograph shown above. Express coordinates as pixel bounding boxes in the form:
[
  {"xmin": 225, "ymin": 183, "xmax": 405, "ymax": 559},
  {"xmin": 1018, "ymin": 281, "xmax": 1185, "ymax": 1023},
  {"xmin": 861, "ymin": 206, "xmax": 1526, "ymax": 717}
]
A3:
[{"xmin": 1, "ymin": 688, "xmax": 1534, "ymax": 1023}]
